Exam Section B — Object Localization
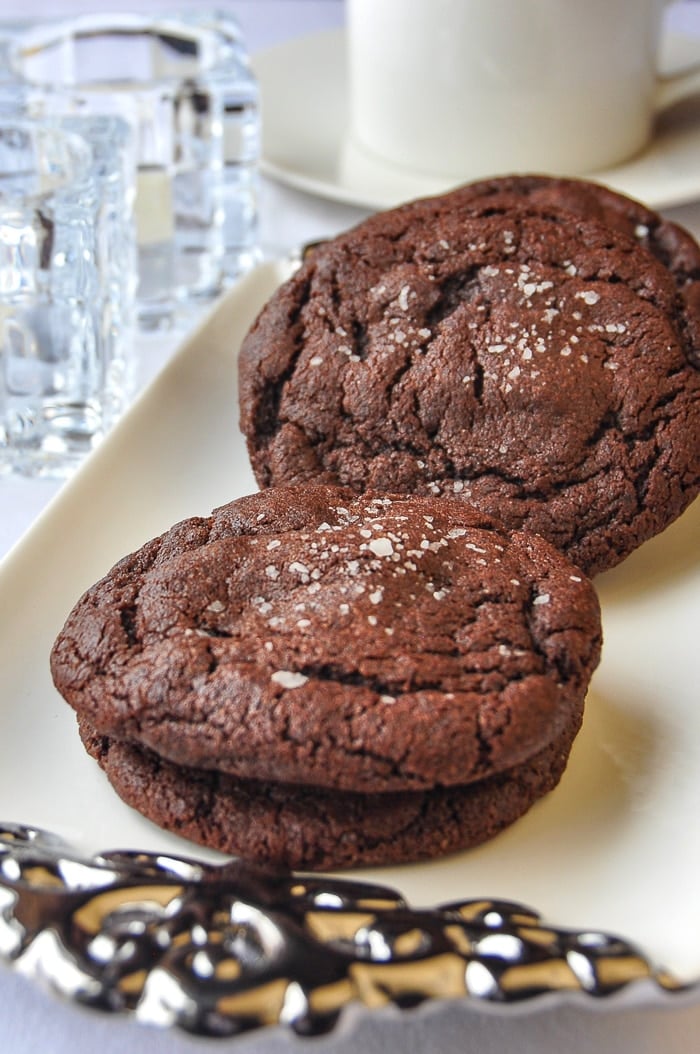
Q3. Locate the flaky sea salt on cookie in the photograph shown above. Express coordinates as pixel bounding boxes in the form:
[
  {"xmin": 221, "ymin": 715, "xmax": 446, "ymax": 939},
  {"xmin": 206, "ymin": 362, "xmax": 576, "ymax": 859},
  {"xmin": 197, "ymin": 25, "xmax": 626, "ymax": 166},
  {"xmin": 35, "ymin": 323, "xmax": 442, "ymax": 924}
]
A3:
[{"xmin": 51, "ymin": 485, "xmax": 601, "ymax": 796}]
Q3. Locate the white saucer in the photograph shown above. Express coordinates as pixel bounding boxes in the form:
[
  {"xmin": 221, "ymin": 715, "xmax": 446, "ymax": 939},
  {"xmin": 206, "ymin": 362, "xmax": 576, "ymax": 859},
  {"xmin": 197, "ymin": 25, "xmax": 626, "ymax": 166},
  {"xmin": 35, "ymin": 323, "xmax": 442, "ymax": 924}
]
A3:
[{"xmin": 254, "ymin": 28, "xmax": 700, "ymax": 211}]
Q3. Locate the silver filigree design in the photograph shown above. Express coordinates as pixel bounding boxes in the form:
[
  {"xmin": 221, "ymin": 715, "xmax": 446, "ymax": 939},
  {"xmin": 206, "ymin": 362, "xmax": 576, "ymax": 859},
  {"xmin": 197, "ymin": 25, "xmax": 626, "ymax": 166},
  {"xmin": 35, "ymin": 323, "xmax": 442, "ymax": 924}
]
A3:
[{"xmin": 0, "ymin": 823, "xmax": 688, "ymax": 1038}]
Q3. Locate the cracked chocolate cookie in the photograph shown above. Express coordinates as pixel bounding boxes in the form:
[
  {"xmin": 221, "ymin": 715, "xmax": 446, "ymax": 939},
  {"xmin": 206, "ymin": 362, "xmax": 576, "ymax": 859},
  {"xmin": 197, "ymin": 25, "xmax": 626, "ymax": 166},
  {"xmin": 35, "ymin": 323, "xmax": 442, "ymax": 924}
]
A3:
[
  {"xmin": 450, "ymin": 174, "xmax": 700, "ymax": 325},
  {"xmin": 238, "ymin": 177, "xmax": 700, "ymax": 576},
  {"xmin": 51, "ymin": 485, "xmax": 601, "ymax": 798},
  {"xmin": 78, "ymin": 697, "xmax": 583, "ymax": 871}
]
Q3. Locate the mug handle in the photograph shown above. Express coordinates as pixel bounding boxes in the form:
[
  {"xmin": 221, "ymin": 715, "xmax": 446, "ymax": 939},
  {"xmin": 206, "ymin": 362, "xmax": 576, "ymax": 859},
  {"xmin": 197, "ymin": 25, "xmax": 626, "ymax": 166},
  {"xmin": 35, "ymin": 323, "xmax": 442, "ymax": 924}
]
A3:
[{"xmin": 656, "ymin": 61, "xmax": 700, "ymax": 111}]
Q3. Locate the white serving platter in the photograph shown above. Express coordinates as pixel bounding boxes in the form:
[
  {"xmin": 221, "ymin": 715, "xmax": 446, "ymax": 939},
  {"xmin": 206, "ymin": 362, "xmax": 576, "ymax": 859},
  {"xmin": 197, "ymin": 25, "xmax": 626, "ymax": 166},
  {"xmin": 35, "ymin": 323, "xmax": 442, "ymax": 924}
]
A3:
[{"xmin": 0, "ymin": 261, "xmax": 698, "ymax": 1035}]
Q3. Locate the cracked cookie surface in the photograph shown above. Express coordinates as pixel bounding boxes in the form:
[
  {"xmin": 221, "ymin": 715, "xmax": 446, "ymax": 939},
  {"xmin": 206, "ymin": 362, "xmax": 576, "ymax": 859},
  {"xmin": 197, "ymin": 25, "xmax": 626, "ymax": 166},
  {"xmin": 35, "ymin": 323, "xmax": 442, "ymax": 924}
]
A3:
[
  {"xmin": 451, "ymin": 175, "xmax": 700, "ymax": 317},
  {"xmin": 238, "ymin": 178, "xmax": 700, "ymax": 576},
  {"xmin": 51, "ymin": 485, "xmax": 601, "ymax": 795}
]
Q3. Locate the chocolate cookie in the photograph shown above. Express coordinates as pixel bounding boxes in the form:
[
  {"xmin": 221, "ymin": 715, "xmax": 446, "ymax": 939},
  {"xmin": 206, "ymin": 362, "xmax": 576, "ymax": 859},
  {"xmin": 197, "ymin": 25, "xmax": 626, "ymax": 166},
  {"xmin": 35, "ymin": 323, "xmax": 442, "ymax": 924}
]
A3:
[
  {"xmin": 238, "ymin": 178, "xmax": 700, "ymax": 576},
  {"xmin": 51, "ymin": 485, "xmax": 601, "ymax": 795},
  {"xmin": 448, "ymin": 175, "xmax": 700, "ymax": 358},
  {"xmin": 451, "ymin": 175, "xmax": 700, "ymax": 306},
  {"xmin": 78, "ymin": 697, "xmax": 583, "ymax": 871}
]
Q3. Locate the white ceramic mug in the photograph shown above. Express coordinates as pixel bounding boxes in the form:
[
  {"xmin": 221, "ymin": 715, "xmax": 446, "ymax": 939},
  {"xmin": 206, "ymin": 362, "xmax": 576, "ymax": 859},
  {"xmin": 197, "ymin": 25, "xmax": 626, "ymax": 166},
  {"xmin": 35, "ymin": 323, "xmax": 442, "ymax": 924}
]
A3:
[{"xmin": 347, "ymin": 0, "xmax": 700, "ymax": 180}]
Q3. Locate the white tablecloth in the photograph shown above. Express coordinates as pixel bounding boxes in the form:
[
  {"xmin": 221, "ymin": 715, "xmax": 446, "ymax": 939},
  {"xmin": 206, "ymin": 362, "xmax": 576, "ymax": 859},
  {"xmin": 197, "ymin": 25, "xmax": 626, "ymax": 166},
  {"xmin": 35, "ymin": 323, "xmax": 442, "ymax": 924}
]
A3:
[{"xmin": 1, "ymin": 2, "xmax": 699, "ymax": 1050}]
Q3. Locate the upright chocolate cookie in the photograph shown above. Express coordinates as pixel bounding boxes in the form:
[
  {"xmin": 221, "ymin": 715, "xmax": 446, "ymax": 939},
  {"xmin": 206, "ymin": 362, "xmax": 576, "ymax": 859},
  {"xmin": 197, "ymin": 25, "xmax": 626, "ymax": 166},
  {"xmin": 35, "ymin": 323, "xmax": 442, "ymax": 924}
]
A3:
[
  {"xmin": 238, "ymin": 178, "xmax": 700, "ymax": 575},
  {"xmin": 51, "ymin": 485, "xmax": 601, "ymax": 795},
  {"xmin": 78, "ymin": 697, "xmax": 583, "ymax": 871}
]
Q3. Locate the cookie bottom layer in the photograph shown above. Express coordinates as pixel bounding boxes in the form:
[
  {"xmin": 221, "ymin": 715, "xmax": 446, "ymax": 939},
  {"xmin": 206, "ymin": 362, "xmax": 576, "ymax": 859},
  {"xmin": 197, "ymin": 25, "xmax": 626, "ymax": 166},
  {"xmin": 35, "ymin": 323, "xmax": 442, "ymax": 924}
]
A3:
[{"xmin": 79, "ymin": 706, "xmax": 582, "ymax": 871}]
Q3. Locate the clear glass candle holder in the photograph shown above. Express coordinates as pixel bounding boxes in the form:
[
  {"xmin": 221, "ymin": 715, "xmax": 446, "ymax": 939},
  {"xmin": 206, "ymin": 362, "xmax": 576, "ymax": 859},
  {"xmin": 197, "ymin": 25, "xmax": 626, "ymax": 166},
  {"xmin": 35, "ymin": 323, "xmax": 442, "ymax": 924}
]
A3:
[
  {"xmin": 0, "ymin": 118, "xmax": 136, "ymax": 477},
  {"xmin": 3, "ymin": 11, "xmax": 261, "ymax": 329}
]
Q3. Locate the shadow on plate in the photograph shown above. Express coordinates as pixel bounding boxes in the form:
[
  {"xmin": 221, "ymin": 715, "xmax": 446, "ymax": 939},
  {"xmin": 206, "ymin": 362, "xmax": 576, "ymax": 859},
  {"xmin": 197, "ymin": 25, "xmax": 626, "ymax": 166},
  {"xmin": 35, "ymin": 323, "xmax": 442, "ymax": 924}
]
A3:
[
  {"xmin": 595, "ymin": 497, "xmax": 700, "ymax": 605},
  {"xmin": 358, "ymin": 685, "xmax": 668, "ymax": 905},
  {"xmin": 500, "ymin": 685, "xmax": 665, "ymax": 859}
]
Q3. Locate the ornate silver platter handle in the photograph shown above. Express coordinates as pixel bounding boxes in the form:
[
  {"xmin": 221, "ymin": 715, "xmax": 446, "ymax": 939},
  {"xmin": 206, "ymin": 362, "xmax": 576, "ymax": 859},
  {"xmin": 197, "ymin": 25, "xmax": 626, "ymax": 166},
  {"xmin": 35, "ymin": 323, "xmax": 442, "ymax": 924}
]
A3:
[{"xmin": 0, "ymin": 823, "xmax": 687, "ymax": 1039}]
